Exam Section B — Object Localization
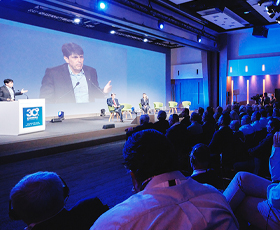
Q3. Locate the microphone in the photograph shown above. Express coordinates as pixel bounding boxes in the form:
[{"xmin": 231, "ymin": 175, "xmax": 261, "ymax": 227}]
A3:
[
  {"xmin": 55, "ymin": 82, "xmax": 80, "ymax": 103},
  {"xmin": 88, "ymin": 78, "xmax": 107, "ymax": 96}
]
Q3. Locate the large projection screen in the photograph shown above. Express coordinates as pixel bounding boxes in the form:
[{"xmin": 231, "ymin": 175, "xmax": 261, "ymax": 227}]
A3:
[{"xmin": 0, "ymin": 18, "xmax": 166, "ymax": 117}]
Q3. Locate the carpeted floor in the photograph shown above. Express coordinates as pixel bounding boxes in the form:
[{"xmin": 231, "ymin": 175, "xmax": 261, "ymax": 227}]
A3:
[{"xmin": 0, "ymin": 140, "xmax": 132, "ymax": 230}]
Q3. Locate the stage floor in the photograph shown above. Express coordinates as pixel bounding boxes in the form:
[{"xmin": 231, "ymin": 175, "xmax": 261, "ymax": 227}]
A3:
[{"xmin": 0, "ymin": 115, "xmax": 136, "ymax": 164}]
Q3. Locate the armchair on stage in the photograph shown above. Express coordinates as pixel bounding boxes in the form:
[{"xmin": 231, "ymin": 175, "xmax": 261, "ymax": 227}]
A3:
[
  {"xmin": 121, "ymin": 103, "xmax": 133, "ymax": 119},
  {"xmin": 153, "ymin": 102, "xmax": 163, "ymax": 114},
  {"xmin": 139, "ymin": 103, "xmax": 150, "ymax": 115},
  {"xmin": 182, "ymin": 101, "xmax": 191, "ymax": 109},
  {"xmin": 0, "ymin": 99, "xmax": 45, "ymax": 135},
  {"xmin": 168, "ymin": 101, "xmax": 178, "ymax": 114},
  {"xmin": 108, "ymin": 106, "xmax": 120, "ymax": 121}
]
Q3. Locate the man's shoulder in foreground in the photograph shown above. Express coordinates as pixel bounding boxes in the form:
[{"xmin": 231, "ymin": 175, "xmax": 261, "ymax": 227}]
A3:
[{"xmin": 91, "ymin": 171, "xmax": 238, "ymax": 230}]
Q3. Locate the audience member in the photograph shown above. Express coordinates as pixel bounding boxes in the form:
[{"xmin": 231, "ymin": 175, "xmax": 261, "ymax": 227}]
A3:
[
  {"xmin": 91, "ymin": 130, "xmax": 238, "ymax": 229},
  {"xmin": 126, "ymin": 114, "xmax": 153, "ymax": 139},
  {"xmin": 249, "ymin": 118, "xmax": 280, "ymax": 177},
  {"xmin": 229, "ymin": 110, "xmax": 239, "ymax": 122},
  {"xmin": 239, "ymin": 115, "xmax": 254, "ymax": 136},
  {"xmin": 251, "ymin": 111, "xmax": 262, "ymax": 132},
  {"xmin": 202, "ymin": 111, "xmax": 216, "ymax": 145},
  {"xmin": 153, "ymin": 110, "xmax": 169, "ymax": 134},
  {"xmin": 260, "ymin": 108, "xmax": 268, "ymax": 129},
  {"xmin": 187, "ymin": 112, "xmax": 203, "ymax": 135},
  {"xmin": 263, "ymin": 92, "xmax": 270, "ymax": 105},
  {"xmin": 179, "ymin": 108, "xmax": 191, "ymax": 127},
  {"xmin": 9, "ymin": 171, "xmax": 108, "ymax": 230},
  {"xmin": 223, "ymin": 132, "xmax": 280, "ymax": 230},
  {"xmin": 190, "ymin": 143, "xmax": 223, "ymax": 190},
  {"xmin": 198, "ymin": 106, "xmax": 204, "ymax": 118},
  {"xmin": 166, "ymin": 114, "xmax": 190, "ymax": 169},
  {"xmin": 209, "ymin": 113, "xmax": 235, "ymax": 169},
  {"xmin": 246, "ymin": 104, "xmax": 253, "ymax": 116}
]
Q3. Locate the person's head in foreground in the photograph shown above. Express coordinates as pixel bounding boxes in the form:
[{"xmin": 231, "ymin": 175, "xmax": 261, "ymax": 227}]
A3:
[
  {"xmin": 190, "ymin": 143, "xmax": 211, "ymax": 170},
  {"xmin": 123, "ymin": 129, "xmax": 177, "ymax": 192},
  {"xmin": 157, "ymin": 110, "xmax": 167, "ymax": 120},
  {"xmin": 90, "ymin": 129, "xmax": 239, "ymax": 230},
  {"xmin": 9, "ymin": 171, "xmax": 68, "ymax": 225},
  {"xmin": 139, "ymin": 114, "xmax": 150, "ymax": 125}
]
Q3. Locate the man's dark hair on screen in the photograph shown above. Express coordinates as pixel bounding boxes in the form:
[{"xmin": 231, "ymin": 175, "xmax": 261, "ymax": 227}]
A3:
[{"xmin": 62, "ymin": 43, "xmax": 84, "ymax": 58}]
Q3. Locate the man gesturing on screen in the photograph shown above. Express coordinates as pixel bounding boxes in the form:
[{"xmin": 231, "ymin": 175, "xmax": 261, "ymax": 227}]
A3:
[{"xmin": 39, "ymin": 43, "xmax": 112, "ymax": 103}]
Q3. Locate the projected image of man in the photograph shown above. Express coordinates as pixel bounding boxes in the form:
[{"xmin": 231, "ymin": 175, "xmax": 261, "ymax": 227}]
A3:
[
  {"xmin": 0, "ymin": 79, "xmax": 28, "ymax": 101},
  {"xmin": 39, "ymin": 43, "xmax": 112, "ymax": 103}
]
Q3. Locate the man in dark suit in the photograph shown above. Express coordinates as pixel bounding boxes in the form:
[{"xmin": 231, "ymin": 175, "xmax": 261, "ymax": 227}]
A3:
[
  {"xmin": 39, "ymin": 43, "xmax": 112, "ymax": 103},
  {"xmin": 107, "ymin": 93, "xmax": 124, "ymax": 122},
  {"xmin": 140, "ymin": 93, "xmax": 150, "ymax": 114},
  {"xmin": 0, "ymin": 79, "xmax": 28, "ymax": 101}
]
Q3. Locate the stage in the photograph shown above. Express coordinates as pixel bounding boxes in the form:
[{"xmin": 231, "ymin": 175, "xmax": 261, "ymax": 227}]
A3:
[{"xmin": 0, "ymin": 115, "xmax": 138, "ymax": 164}]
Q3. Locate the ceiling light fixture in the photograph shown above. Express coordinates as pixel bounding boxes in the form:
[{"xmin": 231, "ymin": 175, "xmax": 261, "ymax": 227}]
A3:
[
  {"xmin": 158, "ymin": 20, "xmax": 164, "ymax": 30},
  {"xmin": 197, "ymin": 35, "xmax": 202, "ymax": 43}
]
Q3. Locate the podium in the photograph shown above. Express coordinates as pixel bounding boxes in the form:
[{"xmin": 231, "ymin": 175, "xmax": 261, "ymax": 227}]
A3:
[{"xmin": 0, "ymin": 99, "xmax": 45, "ymax": 135}]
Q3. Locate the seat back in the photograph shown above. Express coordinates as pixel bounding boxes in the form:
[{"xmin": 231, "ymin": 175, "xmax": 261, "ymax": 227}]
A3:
[
  {"xmin": 108, "ymin": 106, "xmax": 115, "ymax": 113},
  {"xmin": 182, "ymin": 101, "xmax": 191, "ymax": 108},
  {"xmin": 168, "ymin": 101, "xmax": 178, "ymax": 108},
  {"xmin": 154, "ymin": 102, "xmax": 163, "ymax": 109},
  {"xmin": 121, "ymin": 103, "xmax": 132, "ymax": 111}
]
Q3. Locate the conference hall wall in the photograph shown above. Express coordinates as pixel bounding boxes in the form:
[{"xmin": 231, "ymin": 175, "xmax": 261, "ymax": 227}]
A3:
[{"xmin": 0, "ymin": 18, "xmax": 167, "ymax": 117}]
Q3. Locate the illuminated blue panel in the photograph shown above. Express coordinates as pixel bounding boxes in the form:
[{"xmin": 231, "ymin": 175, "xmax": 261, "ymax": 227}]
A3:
[{"xmin": 228, "ymin": 56, "xmax": 280, "ymax": 76}]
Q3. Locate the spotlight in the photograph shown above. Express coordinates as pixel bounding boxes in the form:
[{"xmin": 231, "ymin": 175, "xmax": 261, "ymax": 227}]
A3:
[
  {"xmin": 73, "ymin": 18, "xmax": 81, "ymax": 24},
  {"xmin": 143, "ymin": 38, "xmax": 148, "ymax": 42},
  {"xmin": 158, "ymin": 20, "xmax": 164, "ymax": 30},
  {"xmin": 99, "ymin": 1, "xmax": 106, "ymax": 10},
  {"xmin": 110, "ymin": 30, "xmax": 116, "ymax": 34},
  {"xmin": 197, "ymin": 35, "xmax": 202, "ymax": 43}
]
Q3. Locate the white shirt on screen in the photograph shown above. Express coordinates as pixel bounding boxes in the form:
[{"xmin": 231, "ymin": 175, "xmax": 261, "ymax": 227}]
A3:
[{"xmin": 68, "ymin": 65, "xmax": 89, "ymax": 103}]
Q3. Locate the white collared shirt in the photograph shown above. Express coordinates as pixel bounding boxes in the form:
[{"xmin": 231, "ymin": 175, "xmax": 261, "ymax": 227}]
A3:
[
  {"xmin": 68, "ymin": 65, "xmax": 89, "ymax": 103},
  {"xmin": 6, "ymin": 85, "xmax": 14, "ymax": 100}
]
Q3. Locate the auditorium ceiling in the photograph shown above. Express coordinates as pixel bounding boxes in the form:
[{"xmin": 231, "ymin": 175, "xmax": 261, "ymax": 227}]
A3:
[{"xmin": 0, "ymin": 0, "xmax": 279, "ymax": 50}]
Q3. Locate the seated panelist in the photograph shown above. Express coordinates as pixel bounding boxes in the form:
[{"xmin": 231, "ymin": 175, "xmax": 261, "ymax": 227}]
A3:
[{"xmin": 141, "ymin": 93, "xmax": 150, "ymax": 114}]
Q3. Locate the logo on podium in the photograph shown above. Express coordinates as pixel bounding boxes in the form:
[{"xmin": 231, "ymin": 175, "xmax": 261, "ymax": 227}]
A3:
[{"xmin": 23, "ymin": 107, "xmax": 43, "ymax": 128}]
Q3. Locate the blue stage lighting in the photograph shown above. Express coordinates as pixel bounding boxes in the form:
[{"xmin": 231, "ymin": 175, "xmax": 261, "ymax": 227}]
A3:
[
  {"xmin": 110, "ymin": 30, "xmax": 116, "ymax": 34},
  {"xmin": 143, "ymin": 38, "xmax": 148, "ymax": 42},
  {"xmin": 158, "ymin": 20, "xmax": 164, "ymax": 30},
  {"xmin": 99, "ymin": 2, "xmax": 106, "ymax": 10},
  {"xmin": 73, "ymin": 18, "xmax": 81, "ymax": 24}
]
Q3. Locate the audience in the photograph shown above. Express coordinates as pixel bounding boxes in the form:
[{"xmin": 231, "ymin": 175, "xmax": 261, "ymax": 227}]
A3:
[
  {"xmin": 11, "ymin": 102, "xmax": 280, "ymax": 230},
  {"xmin": 91, "ymin": 129, "xmax": 238, "ymax": 229},
  {"xmin": 9, "ymin": 171, "xmax": 108, "ymax": 230},
  {"xmin": 223, "ymin": 132, "xmax": 280, "ymax": 230},
  {"xmin": 249, "ymin": 118, "xmax": 280, "ymax": 177}
]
